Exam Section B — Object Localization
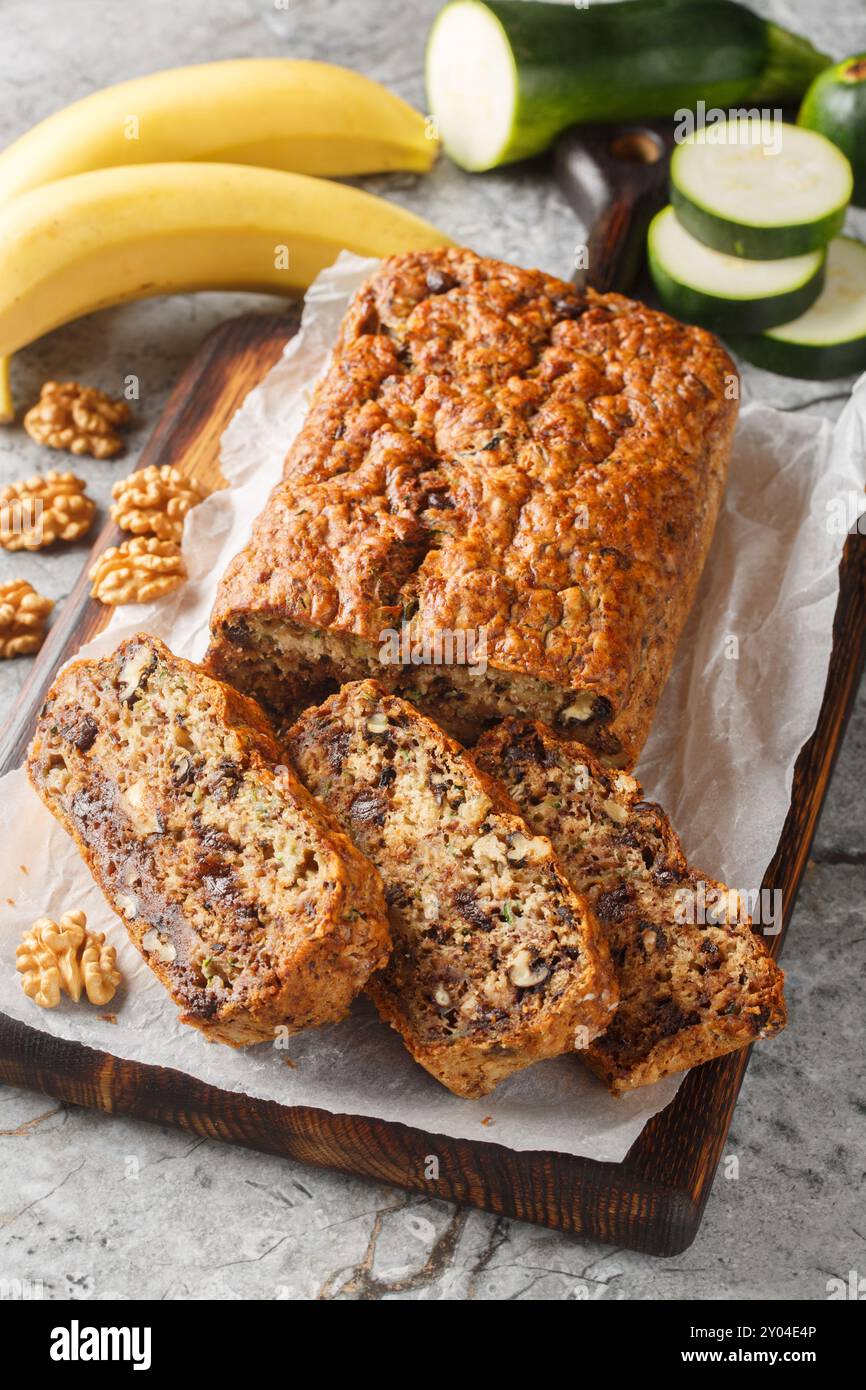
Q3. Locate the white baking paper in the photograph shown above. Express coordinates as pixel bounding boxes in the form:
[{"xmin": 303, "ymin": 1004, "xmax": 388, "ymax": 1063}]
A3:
[{"xmin": 0, "ymin": 253, "xmax": 863, "ymax": 1161}]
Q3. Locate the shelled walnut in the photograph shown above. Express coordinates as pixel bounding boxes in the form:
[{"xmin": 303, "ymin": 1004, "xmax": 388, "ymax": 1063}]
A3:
[
  {"xmin": 110, "ymin": 464, "xmax": 203, "ymax": 542},
  {"xmin": 89, "ymin": 536, "xmax": 186, "ymax": 605},
  {"xmin": 0, "ymin": 471, "xmax": 96, "ymax": 551},
  {"xmin": 15, "ymin": 924, "xmax": 62, "ymax": 1008},
  {"xmin": 24, "ymin": 381, "xmax": 131, "ymax": 459},
  {"xmin": 16, "ymin": 909, "xmax": 121, "ymax": 1008},
  {"xmin": 0, "ymin": 579, "xmax": 54, "ymax": 658},
  {"xmin": 81, "ymin": 932, "xmax": 123, "ymax": 1006}
]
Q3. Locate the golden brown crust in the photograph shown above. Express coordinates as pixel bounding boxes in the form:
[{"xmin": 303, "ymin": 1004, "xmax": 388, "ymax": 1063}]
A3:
[
  {"xmin": 287, "ymin": 680, "xmax": 617, "ymax": 1098},
  {"xmin": 27, "ymin": 634, "xmax": 391, "ymax": 1046},
  {"xmin": 208, "ymin": 247, "xmax": 738, "ymax": 766},
  {"xmin": 475, "ymin": 719, "xmax": 786, "ymax": 1094}
]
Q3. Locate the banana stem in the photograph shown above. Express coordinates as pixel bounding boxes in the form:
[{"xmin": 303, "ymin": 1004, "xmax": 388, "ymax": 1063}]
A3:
[{"xmin": 0, "ymin": 357, "xmax": 14, "ymax": 423}]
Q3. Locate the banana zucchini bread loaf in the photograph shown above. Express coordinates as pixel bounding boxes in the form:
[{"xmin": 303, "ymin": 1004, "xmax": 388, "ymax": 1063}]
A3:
[
  {"xmin": 287, "ymin": 680, "xmax": 617, "ymax": 1098},
  {"xmin": 27, "ymin": 635, "xmax": 390, "ymax": 1045},
  {"xmin": 208, "ymin": 246, "xmax": 738, "ymax": 768},
  {"xmin": 474, "ymin": 719, "xmax": 786, "ymax": 1093}
]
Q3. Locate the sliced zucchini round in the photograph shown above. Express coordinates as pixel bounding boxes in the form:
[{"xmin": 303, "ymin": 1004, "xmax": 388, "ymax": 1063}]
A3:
[
  {"xmin": 728, "ymin": 236, "xmax": 866, "ymax": 379},
  {"xmin": 799, "ymin": 54, "xmax": 866, "ymax": 208},
  {"xmin": 648, "ymin": 206, "xmax": 825, "ymax": 333},
  {"xmin": 670, "ymin": 120, "xmax": 852, "ymax": 259}
]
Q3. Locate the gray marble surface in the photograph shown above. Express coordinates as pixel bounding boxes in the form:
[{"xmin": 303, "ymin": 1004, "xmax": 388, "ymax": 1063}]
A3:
[{"xmin": 1, "ymin": 0, "xmax": 864, "ymax": 1300}]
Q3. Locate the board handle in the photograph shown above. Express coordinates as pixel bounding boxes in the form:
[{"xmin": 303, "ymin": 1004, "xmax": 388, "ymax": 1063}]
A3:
[{"xmin": 554, "ymin": 122, "xmax": 673, "ymax": 294}]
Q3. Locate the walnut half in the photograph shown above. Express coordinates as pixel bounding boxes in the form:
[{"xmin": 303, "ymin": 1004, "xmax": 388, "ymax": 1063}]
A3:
[
  {"xmin": 0, "ymin": 471, "xmax": 95, "ymax": 551},
  {"xmin": 81, "ymin": 932, "xmax": 123, "ymax": 1006},
  {"xmin": 0, "ymin": 579, "xmax": 54, "ymax": 658},
  {"xmin": 110, "ymin": 464, "xmax": 203, "ymax": 543},
  {"xmin": 89, "ymin": 536, "xmax": 186, "ymax": 605},
  {"xmin": 16, "ymin": 910, "xmax": 121, "ymax": 1008},
  {"xmin": 24, "ymin": 381, "xmax": 131, "ymax": 459}
]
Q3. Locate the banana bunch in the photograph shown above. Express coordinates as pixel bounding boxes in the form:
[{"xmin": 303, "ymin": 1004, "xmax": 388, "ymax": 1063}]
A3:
[{"xmin": 0, "ymin": 59, "xmax": 447, "ymax": 420}]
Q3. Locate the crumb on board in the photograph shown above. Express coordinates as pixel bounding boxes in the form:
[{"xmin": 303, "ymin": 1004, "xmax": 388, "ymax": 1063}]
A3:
[
  {"xmin": 481, "ymin": 1116, "xmax": 494, "ymax": 1127},
  {"xmin": 100, "ymin": 1013, "xmax": 118, "ymax": 1025}
]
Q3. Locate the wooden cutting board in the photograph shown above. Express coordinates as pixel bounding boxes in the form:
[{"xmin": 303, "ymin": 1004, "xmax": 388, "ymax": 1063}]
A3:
[{"xmin": 1, "ymin": 308, "xmax": 864, "ymax": 1257}]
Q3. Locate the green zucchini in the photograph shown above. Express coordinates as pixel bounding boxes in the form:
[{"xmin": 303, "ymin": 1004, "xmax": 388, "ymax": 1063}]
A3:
[
  {"xmin": 728, "ymin": 237, "xmax": 866, "ymax": 379},
  {"xmin": 799, "ymin": 54, "xmax": 866, "ymax": 207},
  {"xmin": 670, "ymin": 121, "xmax": 852, "ymax": 259},
  {"xmin": 425, "ymin": 0, "xmax": 830, "ymax": 172},
  {"xmin": 648, "ymin": 206, "xmax": 825, "ymax": 333}
]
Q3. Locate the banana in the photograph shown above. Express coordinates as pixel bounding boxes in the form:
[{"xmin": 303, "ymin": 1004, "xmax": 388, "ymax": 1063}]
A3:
[
  {"xmin": 0, "ymin": 59, "xmax": 437, "ymax": 204},
  {"xmin": 0, "ymin": 162, "xmax": 452, "ymax": 421}
]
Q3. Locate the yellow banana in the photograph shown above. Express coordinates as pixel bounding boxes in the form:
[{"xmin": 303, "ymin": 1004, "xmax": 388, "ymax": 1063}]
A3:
[
  {"xmin": 0, "ymin": 59, "xmax": 438, "ymax": 204},
  {"xmin": 0, "ymin": 162, "xmax": 452, "ymax": 421}
]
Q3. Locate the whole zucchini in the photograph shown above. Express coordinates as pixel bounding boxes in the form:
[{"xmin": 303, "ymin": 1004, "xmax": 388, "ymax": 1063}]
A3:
[
  {"xmin": 426, "ymin": 0, "xmax": 831, "ymax": 172},
  {"xmin": 799, "ymin": 55, "xmax": 866, "ymax": 207}
]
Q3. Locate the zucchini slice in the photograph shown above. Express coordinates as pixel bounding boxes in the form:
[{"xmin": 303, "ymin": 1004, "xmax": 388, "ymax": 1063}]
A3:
[
  {"xmin": 425, "ymin": 0, "xmax": 830, "ymax": 173},
  {"xmin": 728, "ymin": 236, "xmax": 866, "ymax": 379},
  {"xmin": 670, "ymin": 121, "xmax": 852, "ymax": 258},
  {"xmin": 648, "ymin": 206, "xmax": 825, "ymax": 333},
  {"xmin": 799, "ymin": 54, "xmax": 866, "ymax": 208}
]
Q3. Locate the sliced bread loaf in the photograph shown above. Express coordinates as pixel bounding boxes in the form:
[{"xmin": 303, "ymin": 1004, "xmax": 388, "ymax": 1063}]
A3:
[
  {"xmin": 475, "ymin": 719, "xmax": 786, "ymax": 1093},
  {"xmin": 286, "ymin": 680, "xmax": 617, "ymax": 1098},
  {"xmin": 27, "ymin": 635, "xmax": 390, "ymax": 1045},
  {"xmin": 207, "ymin": 246, "xmax": 738, "ymax": 770}
]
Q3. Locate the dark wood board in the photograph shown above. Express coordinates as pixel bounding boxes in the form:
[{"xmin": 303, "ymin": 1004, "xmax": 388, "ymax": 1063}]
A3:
[{"xmin": 1, "ymin": 310, "xmax": 864, "ymax": 1256}]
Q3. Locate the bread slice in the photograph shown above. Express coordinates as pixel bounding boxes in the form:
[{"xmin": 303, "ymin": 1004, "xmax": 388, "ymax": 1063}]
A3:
[
  {"xmin": 474, "ymin": 719, "xmax": 786, "ymax": 1093},
  {"xmin": 27, "ymin": 635, "xmax": 390, "ymax": 1046},
  {"xmin": 286, "ymin": 680, "xmax": 617, "ymax": 1098}
]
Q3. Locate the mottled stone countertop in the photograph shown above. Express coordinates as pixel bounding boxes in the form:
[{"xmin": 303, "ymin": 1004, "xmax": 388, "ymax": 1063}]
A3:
[{"xmin": 0, "ymin": 0, "xmax": 863, "ymax": 1300}]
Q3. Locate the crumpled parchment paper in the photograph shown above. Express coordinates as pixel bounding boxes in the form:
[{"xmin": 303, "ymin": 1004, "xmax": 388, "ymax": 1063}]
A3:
[{"xmin": 0, "ymin": 254, "xmax": 863, "ymax": 1161}]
